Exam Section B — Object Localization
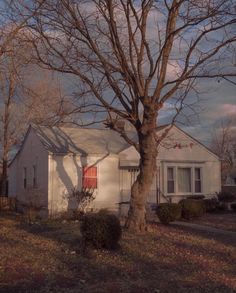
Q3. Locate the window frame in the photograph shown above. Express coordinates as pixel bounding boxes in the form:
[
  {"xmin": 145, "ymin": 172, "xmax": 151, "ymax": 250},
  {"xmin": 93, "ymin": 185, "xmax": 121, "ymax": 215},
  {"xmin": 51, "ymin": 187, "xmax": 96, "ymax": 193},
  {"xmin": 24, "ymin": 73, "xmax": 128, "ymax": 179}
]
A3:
[{"xmin": 165, "ymin": 163, "xmax": 203, "ymax": 195}]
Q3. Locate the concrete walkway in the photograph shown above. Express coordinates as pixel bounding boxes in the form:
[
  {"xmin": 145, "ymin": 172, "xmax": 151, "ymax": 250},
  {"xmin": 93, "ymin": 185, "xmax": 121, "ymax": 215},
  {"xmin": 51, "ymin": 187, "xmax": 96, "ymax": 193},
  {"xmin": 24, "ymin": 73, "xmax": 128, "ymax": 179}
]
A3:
[{"xmin": 172, "ymin": 221, "xmax": 236, "ymax": 237}]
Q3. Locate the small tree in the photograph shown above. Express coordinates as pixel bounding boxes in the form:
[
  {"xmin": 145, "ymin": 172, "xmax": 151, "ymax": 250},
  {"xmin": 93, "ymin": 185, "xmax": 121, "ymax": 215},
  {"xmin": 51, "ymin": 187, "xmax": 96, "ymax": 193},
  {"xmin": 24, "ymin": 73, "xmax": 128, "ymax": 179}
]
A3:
[{"xmin": 68, "ymin": 186, "xmax": 95, "ymax": 215}]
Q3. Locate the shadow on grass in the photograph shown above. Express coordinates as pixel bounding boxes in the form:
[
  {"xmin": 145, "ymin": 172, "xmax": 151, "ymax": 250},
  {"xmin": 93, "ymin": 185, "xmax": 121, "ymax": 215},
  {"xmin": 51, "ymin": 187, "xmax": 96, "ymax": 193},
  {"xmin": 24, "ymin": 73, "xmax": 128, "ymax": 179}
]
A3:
[
  {"xmin": 171, "ymin": 222, "xmax": 236, "ymax": 246},
  {"xmin": 0, "ymin": 215, "xmax": 235, "ymax": 293}
]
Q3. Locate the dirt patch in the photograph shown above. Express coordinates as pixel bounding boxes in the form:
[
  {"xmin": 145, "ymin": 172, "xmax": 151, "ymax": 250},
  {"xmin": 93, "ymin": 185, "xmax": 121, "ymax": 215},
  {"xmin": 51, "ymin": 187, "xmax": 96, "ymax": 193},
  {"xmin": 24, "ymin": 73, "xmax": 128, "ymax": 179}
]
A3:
[{"xmin": 0, "ymin": 213, "xmax": 235, "ymax": 293}]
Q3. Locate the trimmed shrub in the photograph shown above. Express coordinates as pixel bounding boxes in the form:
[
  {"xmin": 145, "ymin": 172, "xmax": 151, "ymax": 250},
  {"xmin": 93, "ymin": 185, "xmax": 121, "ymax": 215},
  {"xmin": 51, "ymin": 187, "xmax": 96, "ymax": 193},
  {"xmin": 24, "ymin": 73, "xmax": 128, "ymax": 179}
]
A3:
[
  {"xmin": 231, "ymin": 203, "xmax": 236, "ymax": 212},
  {"xmin": 156, "ymin": 203, "xmax": 182, "ymax": 224},
  {"xmin": 80, "ymin": 211, "xmax": 122, "ymax": 249},
  {"xmin": 180, "ymin": 199, "xmax": 206, "ymax": 220},
  {"xmin": 218, "ymin": 202, "xmax": 228, "ymax": 211},
  {"xmin": 188, "ymin": 195, "xmax": 205, "ymax": 200},
  {"xmin": 217, "ymin": 191, "xmax": 236, "ymax": 202},
  {"xmin": 203, "ymin": 198, "xmax": 219, "ymax": 213}
]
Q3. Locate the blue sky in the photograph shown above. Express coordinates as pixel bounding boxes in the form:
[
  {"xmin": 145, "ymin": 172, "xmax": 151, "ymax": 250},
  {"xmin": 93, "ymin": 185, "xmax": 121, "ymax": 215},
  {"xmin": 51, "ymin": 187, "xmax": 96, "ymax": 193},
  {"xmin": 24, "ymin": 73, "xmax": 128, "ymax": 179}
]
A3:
[{"xmin": 177, "ymin": 77, "xmax": 236, "ymax": 146}]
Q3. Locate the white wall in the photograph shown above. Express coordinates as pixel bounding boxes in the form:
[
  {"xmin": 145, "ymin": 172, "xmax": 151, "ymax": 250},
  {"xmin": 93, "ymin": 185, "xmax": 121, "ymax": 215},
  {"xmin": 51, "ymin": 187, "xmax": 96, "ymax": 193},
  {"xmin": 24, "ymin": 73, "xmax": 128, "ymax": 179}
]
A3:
[
  {"xmin": 48, "ymin": 153, "xmax": 120, "ymax": 215},
  {"xmin": 119, "ymin": 126, "xmax": 221, "ymax": 203},
  {"xmin": 8, "ymin": 127, "xmax": 49, "ymax": 211}
]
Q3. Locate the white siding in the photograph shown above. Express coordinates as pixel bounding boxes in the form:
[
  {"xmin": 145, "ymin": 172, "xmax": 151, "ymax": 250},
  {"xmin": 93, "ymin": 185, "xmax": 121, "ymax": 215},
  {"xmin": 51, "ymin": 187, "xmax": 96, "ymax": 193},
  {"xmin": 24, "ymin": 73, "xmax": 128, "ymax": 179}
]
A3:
[
  {"xmin": 119, "ymin": 126, "xmax": 221, "ymax": 203},
  {"xmin": 8, "ymin": 128, "xmax": 49, "ymax": 211},
  {"xmin": 48, "ymin": 153, "xmax": 120, "ymax": 215}
]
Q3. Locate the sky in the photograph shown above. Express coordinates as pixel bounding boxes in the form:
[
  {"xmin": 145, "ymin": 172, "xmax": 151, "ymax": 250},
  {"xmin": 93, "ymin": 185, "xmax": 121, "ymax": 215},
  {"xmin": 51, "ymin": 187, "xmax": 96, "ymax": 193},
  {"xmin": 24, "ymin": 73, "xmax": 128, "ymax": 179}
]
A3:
[
  {"xmin": 6, "ymin": 0, "xmax": 235, "ymax": 150},
  {"xmin": 179, "ymin": 77, "xmax": 236, "ymax": 146}
]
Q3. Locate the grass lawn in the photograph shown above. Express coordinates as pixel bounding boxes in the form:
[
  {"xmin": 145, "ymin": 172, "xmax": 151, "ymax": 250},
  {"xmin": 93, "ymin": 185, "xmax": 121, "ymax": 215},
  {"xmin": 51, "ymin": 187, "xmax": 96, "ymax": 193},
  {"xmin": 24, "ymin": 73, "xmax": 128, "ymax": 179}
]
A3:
[
  {"xmin": 0, "ymin": 213, "xmax": 235, "ymax": 293},
  {"xmin": 185, "ymin": 212, "xmax": 236, "ymax": 232}
]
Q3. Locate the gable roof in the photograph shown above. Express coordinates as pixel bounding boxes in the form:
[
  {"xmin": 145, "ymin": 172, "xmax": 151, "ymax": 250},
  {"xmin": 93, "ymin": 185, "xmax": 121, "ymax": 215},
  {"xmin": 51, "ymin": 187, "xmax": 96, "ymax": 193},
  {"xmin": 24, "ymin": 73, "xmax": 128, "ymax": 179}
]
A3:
[
  {"xmin": 10, "ymin": 123, "xmax": 219, "ymax": 166},
  {"xmin": 32, "ymin": 124, "xmax": 132, "ymax": 155},
  {"xmin": 172, "ymin": 125, "xmax": 219, "ymax": 159}
]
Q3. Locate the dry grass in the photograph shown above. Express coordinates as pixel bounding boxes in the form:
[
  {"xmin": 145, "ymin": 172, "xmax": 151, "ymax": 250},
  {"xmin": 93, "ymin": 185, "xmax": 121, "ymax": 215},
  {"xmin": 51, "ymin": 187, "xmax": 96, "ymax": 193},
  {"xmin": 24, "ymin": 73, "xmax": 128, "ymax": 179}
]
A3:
[{"xmin": 0, "ymin": 213, "xmax": 235, "ymax": 293}]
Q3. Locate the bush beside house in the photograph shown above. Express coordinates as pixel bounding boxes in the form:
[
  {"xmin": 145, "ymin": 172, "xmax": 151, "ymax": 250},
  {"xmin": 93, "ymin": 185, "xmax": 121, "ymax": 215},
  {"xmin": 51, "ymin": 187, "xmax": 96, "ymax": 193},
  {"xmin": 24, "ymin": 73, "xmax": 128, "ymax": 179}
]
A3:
[
  {"xmin": 156, "ymin": 203, "xmax": 182, "ymax": 224},
  {"xmin": 180, "ymin": 199, "xmax": 206, "ymax": 220}
]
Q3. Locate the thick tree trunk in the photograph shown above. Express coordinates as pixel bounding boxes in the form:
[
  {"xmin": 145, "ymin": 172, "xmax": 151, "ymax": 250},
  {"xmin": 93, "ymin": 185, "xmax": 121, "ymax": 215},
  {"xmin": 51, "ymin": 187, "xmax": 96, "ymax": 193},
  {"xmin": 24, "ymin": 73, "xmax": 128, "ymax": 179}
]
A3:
[{"xmin": 125, "ymin": 108, "xmax": 158, "ymax": 232}]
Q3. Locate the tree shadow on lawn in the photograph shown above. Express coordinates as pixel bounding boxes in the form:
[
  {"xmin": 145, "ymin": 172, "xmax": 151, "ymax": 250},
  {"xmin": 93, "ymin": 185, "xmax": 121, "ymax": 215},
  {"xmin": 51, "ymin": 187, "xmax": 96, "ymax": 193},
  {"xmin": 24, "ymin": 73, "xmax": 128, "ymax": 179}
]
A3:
[
  {"xmin": 171, "ymin": 222, "xmax": 236, "ymax": 247},
  {"xmin": 3, "ymin": 219, "xmax": 234, "ymax": 293}
]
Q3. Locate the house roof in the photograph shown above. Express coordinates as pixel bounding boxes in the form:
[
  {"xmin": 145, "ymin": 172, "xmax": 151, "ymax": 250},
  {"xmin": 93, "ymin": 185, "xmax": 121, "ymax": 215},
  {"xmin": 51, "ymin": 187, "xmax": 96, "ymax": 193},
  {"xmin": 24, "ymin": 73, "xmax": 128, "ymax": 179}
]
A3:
[
  {"xmin": 32, "ymin": 125, "xmax": 133, "ymax": 155},
  {"xmin": 9, "ymin": 123, "xmax": 219, "ymax": 166}
]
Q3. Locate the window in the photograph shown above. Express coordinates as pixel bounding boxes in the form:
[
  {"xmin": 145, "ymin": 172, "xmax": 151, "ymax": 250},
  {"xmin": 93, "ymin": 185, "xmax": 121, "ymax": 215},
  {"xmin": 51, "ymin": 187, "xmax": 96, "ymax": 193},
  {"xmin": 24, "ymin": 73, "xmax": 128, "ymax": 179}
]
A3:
[
  {"xmin": 194, "ymin": 168, "xmax": 201, "ymax": 193},
  {"xmin": 33, "ymin": 165, "xmax": 37, "ymax": 188},
  {"xmin": 166, "ymin": 165, "xmax": 203, "ymax": 194},
  {"xmin": 167, "ymin": 167, "xmax": 175, "ymax": 193},
  {"xmin": 178, "ymin": 168, "xmax": 191, "ymax": 193},
  {"xmin": 82, "ymin": 166, "xmax": 97, "ymax": 188},
  {"xmin": 23, "ymin": 167, "xmax": 27, "ymax": 189}
]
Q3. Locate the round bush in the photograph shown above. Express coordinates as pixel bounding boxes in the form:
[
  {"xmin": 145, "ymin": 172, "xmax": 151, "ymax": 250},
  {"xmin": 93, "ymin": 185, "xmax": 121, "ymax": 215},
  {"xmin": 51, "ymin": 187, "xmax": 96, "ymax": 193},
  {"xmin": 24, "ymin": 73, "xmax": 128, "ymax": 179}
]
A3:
[
  {"xmin": 80, "ymin": 211, "xmax": 122, "ymax": 249},
  {"xmin": 231, "ymin": 203, "xmax": 236, "ymax": 212},
  {"xmin": 156, "ymin": 203, "xmax": 182, "ymax": 224},
  {"xmin": 217, "ymin": 192, "xmax": 236, "ymax": 202},
  {"xmin": 203, "ymin": 198, "xmax": 219, "ymax": 212},
  {"xmin": 180, "ymin": 199, "xmax": 206, "ymax": 220}
]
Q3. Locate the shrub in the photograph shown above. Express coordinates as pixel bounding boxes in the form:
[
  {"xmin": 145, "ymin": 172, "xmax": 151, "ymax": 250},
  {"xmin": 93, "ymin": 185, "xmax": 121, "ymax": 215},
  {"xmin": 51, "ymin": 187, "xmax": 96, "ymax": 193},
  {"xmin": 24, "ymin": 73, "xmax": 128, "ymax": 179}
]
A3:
[
  {"xmin": 217, "ymin": 202, "xmax": 228, "ymax": 211},
  {"xmin": 231, "ymin": 203, "xmax": 236, "ymax": 212},
  {"xmin": 203, "ymin": 198, "xmax": 219, "ymax": 212},
  {"xmin": 180, "ymin": 199, "xmax": 206, "ymax": 220},
  {"xmin": 80, "ymin": 211, "xmax": 122, "ymax": 249},
  {"xmin": 156, "ymin": 203, "xmax": 182, "ymax": 224},
  {"xmin": 66, "ymin": 186, "xmax": 95, "ymax": 215},
  {"xmin": 188, "ymin": 195, "xmax": 205, "ymax": 200},
  {"xmin": 217, "ymin": 191, "xmax": 236, "ymax": 202}
]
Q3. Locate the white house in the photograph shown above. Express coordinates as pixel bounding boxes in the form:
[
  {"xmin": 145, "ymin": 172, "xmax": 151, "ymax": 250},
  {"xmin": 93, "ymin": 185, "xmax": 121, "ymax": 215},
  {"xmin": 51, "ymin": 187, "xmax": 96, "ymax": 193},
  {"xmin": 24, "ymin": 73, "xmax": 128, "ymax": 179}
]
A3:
[{"xmin": 8, "ymin": 124, "xmax": 221, "ymax": 217}]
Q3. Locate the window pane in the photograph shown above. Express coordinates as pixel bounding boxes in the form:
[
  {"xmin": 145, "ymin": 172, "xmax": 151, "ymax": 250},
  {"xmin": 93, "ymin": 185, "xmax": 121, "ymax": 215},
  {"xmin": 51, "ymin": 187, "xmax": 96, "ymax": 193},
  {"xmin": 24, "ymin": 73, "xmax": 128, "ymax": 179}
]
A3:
[
  {"xmin": 23, "ymin": 167, "xmax": 27, "ymax": 189},
  {"xmin": 167, "ymin": 181, "xmax": 174, "ymax": 193},
  {"xmin": 195, "ymin": 181, "xmax": 201, "ymax": 193},
  {"xmin": 194, "ymin": 168, "xmax": 201, "ymax": 193},
  {"xmin": 33, "ymin": 165, "xmax": 37, "ymax": 188},
  {"xmin": 83, "ymin": 167, "xmax": 97, "ymax": 188},
  {"xmin": 83, "ymin": 178, "xmax": 97, "ymax": 188},
  {"xmin": 195, "ymin": 168, "xmax": 201, "ymax": 180},
  {"xmin": 167, "ymin": 167, "xmax": 174, "ymax": 180},
  {"xmin": 178, "ymin": 168, "xmax": 191, "ymax": 193}
]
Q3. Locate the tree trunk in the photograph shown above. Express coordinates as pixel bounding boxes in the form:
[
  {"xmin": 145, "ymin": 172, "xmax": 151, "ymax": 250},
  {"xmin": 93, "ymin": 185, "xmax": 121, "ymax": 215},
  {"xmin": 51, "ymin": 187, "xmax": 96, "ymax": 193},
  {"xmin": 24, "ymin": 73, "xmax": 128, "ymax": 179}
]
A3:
[
  {"xmin": 0, "ymin": 87, "xmax": 11, "ymax": 196},
  {"xmin": 125, "ymin": 109, "xmax": 158, "ymax": 232}
]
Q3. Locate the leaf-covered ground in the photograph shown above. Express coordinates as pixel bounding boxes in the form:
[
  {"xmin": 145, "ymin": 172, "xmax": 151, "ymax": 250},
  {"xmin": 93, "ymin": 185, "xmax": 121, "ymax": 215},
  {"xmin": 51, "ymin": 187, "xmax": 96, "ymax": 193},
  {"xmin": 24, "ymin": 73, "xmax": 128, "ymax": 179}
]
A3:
[
  {"xmin": 0, "ymin": 213, "xmax": 235, "ymax": 293},
  {"xmin": 185, "ymin": 212, "xmax": 236, "ymax": 232}
]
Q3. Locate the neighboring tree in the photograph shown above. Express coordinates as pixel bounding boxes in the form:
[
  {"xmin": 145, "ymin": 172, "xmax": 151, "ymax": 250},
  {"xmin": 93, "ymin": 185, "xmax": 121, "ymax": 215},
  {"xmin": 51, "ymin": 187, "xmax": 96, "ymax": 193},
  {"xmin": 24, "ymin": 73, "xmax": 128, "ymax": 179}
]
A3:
[
  {"xmin": 0, "ymin": 44, "xmax": 26, "ymax": 195},
  {"xmin": 210, "ymin": 119, "xmax": 236, "ymax": 184},
  {"xmin": 24, "ymin": 0, "xmax": 236, "ymax": 231},
  {"xmin": 0, "ymin": 0, "xmax": 48, "ymax": 195},
  {"xmin": 0, "ymin": 40, "xmax": 72, "ymax": 195},
  {"xmin": 22, "ymin": 71, "xmax": 73, "ymax": 126},
  {"xmin": 0, "ymin": 0, "xmax": 46, "ymax": 57}
]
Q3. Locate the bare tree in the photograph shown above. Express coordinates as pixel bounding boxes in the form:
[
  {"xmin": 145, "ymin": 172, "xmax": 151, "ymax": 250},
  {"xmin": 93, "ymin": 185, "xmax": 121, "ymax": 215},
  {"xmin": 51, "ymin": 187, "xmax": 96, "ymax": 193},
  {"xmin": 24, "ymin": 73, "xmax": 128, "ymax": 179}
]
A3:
[
  {"xmin": 22, "ymin": 0, "xmax": 236, "ymax": 231},
  {"xmin": 210, "ymin": 119, "xmax": 236, "ymax": 184},
  {"xmin": 22, "ymin": 71, "xmax": 73, "ymax": 126},
  {"xmin": 0, "ymin": 45, "xmax": 26, "ymax": 195},
  {"xmin": 0, "ymin": 39, "xmax": 72, "ymax": 195},
  {"xmin": 0, "ymin": 1, "xmax": 47, "ymax": 57}
]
